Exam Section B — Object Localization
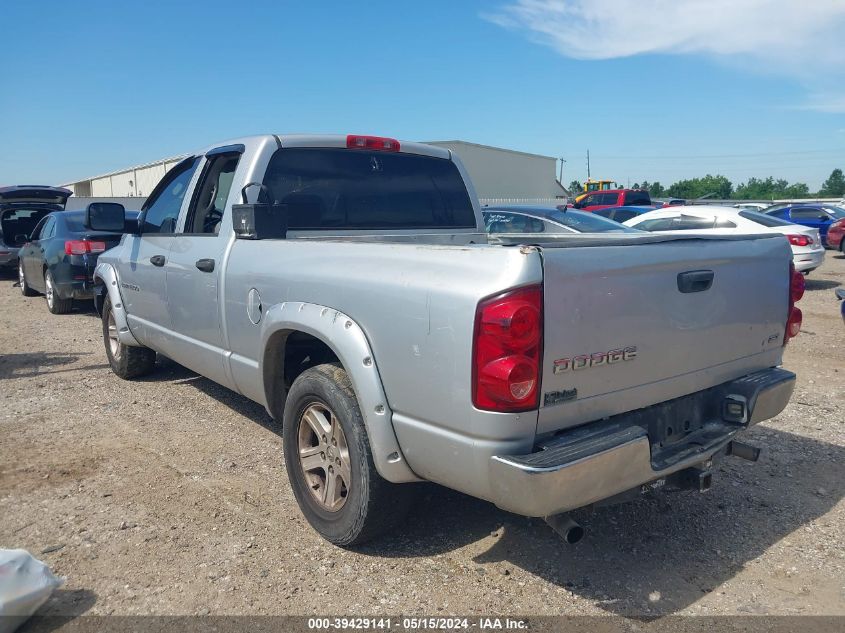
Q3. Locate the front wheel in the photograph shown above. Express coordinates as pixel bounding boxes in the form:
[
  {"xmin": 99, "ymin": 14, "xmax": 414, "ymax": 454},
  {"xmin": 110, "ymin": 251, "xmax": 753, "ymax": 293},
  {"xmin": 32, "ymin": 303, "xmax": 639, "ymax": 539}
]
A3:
[
  {"xmin": 102, "ymin": 296, "xmax": 156, "ymax": 379},
  {"xmin": 45, "ymin": 270, "xmax": 73, "ymax": 314},
  {"xmin": 19, "ymin": 262, "xmax": 36, "ymax": 296},
  {"xmin": 282, "ymin": 363, "xmax": 413, "ymax": 546}
]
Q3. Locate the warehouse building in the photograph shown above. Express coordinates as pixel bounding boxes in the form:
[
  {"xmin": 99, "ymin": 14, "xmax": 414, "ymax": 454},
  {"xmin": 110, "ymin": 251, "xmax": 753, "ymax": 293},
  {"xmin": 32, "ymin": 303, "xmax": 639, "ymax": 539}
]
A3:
[{"xmin": 60, "ymin": 139, "xmax": 568, "ymax": 203}]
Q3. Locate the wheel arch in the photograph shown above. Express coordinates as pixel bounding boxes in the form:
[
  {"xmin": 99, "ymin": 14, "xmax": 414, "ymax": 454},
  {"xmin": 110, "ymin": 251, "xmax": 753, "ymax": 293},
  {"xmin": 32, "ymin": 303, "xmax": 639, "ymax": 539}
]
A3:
[
  {"xmin": 92, "ymin": 262, "xmax": 142, "ymax": 347},
  {"xmin": 259, "ymin": 302, "xmax": 419, "ymax": 484}
]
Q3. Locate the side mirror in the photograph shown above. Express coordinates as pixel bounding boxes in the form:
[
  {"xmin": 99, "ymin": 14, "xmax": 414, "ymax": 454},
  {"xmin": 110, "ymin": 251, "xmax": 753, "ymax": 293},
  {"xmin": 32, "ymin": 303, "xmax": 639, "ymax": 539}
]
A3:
[
  {"xmin": 85, "ymin": 202, "xmax": 126, "ymax": 232},
  {"xmin": 14, "ymin": 234, "xmax": 29, "ymax": 245},
  {"xmin": 232, "ymin": 183, "xmax": 288, "ymax": 240}
]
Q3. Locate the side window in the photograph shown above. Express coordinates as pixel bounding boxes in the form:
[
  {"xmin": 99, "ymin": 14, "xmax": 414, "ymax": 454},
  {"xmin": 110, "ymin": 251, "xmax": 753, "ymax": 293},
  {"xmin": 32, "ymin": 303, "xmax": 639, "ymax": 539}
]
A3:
[
  {"xmin": 614, "ymin": 210, "xmax": 637, "ymax": 223},
  {"xmin": 624, "ymin": 191, "xmax": 651, "ymax": 205},
  {"xmin": 184, "ymin": 154, "xmax": 241, "ymax": 234},
  {"xmin": 484, "ymin": 212, "xmax": 545, "ymax": 233},
  {"xmin": 30, "ymin": 217, "xmax": 49, "ymax": 241},
  {"xmin": 789, "ymin": 207, "xmax": 824, "ymax": 220},
  {"xmin": 42, "ymin": 217, "xmax": 56, "ymax": 239},
  {"xmin": 600, "ymin": 193, "xmax": 620, "ymax": 206},
  {"xmin": 141, "ymin": 157, "xmax": 200, "ymax": 234}
]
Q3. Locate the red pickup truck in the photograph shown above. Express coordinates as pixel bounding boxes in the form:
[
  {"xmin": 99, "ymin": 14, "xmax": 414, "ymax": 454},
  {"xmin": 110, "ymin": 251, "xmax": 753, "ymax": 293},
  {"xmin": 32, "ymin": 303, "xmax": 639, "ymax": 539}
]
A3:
[{"xmin": 572, "ymin": 189, "xmax": 652, "ymax": 212}]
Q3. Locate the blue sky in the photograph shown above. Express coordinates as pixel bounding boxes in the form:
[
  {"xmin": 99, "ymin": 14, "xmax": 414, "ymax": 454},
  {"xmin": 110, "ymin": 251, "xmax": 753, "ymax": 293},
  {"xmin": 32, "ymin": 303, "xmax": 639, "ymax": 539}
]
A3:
[{"xmin": 1, "ymin": 0, "xmax": 843, "ymax": 190}]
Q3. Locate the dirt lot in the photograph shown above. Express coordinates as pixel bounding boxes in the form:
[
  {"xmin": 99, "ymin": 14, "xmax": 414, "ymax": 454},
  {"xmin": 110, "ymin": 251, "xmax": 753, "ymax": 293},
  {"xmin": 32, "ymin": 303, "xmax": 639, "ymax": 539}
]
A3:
[{"xmin": 1, "ymin": 253, "xmax": 844, "ymax": 619}]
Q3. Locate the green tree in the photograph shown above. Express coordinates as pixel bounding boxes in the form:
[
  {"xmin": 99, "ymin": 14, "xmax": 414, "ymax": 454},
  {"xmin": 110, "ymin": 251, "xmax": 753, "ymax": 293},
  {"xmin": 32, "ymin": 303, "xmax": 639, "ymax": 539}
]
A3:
[
  {"xmin": 819, "ymin": 168, "xmax": 845, "ymax": 197},
  {"xmin": 568, "ymin": 180, "xmax": 583, "ymax": 194},
  {"xmin": 648, "ymin": 181, "xmax": 665, "ymax": 197},
  {"xmin": 667, "ymin": 174, "xmax": 733, "ymax": 200},
  {"xmin": 734, "ymin": 177, "xmax": 811, "ymax": 200}
]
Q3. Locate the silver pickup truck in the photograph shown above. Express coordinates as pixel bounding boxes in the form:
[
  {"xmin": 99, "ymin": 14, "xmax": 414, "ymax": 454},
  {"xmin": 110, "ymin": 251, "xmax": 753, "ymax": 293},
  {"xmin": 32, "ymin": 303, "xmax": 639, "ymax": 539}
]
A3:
[{"xmin": 88, "ymin": 134, "xmax": 803, "ymax": 546}]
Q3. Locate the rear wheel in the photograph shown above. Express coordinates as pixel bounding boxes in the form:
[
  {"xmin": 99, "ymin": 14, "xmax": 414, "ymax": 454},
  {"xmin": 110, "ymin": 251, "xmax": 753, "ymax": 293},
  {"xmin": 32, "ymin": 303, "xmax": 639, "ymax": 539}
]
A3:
[
  {"xmin": 282, "ymin": 363, "xmax": 413, "ymax": 546},
  {"xmin": 102, "ymin": 296, "xmax": 156, "ymax": 379},
  {"xmin": 19, "ymin": 261, "xmax": 36, "ymax": 296},
  {"xmin": 45, "ymin": 270, "xmax": 73, "ymax": 314}
]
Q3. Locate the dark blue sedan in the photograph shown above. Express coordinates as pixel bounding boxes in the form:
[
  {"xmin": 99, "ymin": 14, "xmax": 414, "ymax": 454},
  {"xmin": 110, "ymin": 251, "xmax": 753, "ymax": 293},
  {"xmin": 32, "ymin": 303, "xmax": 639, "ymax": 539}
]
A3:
[
  {"xmin": 17, "ymin": 209, "xmax": 138, "ymax": 314},
  {"xmin": 764, "ymin": 204, "xmax": 845, "ymax": 247}
]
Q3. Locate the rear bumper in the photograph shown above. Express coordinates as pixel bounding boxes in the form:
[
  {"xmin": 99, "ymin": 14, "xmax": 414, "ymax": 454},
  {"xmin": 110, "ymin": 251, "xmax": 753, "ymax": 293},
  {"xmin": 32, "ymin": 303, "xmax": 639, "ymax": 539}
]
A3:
[
  {"xmin": 793, "ymin": 248, "xmax": 825, "ymax": 272},
  {"xmin": 489, "ymin": 367, "xmax": 795, "ymax": 517}
]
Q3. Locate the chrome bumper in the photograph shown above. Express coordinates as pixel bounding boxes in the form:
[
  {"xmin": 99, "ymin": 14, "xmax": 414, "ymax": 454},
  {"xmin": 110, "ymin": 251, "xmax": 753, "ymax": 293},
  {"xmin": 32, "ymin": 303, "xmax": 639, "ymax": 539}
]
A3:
[{"xmin": 489, "ymin": 368, "xmax": 795, "ymax": 517}]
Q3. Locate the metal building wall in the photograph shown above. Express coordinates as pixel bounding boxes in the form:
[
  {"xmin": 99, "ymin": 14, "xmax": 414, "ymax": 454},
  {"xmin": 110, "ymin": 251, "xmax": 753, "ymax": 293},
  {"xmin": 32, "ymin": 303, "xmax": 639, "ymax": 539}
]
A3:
[{"xmin": 428, "ymin": 141, "xmax": 566, "ymax": 200}]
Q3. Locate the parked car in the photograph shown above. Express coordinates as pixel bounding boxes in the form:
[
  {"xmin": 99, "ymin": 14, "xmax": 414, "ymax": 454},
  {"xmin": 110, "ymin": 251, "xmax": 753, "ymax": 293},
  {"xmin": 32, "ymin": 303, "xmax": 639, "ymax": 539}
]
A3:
[
  {"xmin": 823, "ymin": 216, "xmax": 845, "ymax": 253},
  {"xmin": 0, "ymin": 186, "xmax": 71, "ymax": 270},
  {"xmin": 733, "ymin": 203, "xmax": 770, "ymax": 212},
  {"xmin": 763, "ymin": 204, "xmax": 845, "ymax": 247},
  {"xmin": 18, "ymin": 207, "xmax": 138, "ymax": 313},
  {"xmin": 624, "ymin": 206, "xmax": 825, "ymax": 274},
  {"xmin": 665, "ymin": 198, "xmax": 686, "ymax": 206},
  {"xmin": 570, "ymin": 188, "xmax": 651, "ymax": 212},
  {"xmin": 91, "ymin": 134, "xmax": 799, "ymax": 546},
  {"xmin": 591, "ymin": 205, "xmax": 657, "ymax": 223},
  {"xmin": 482, "ymin": 206, "xmax": 640, "ymax": 234}
]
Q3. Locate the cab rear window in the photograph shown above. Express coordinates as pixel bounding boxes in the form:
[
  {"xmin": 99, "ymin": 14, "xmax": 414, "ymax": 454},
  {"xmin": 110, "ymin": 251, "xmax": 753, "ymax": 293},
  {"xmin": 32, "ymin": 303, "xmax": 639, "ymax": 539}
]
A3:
[{"xmin": 262, "ymin": 148, "xmax": 476, "ymax": 230}]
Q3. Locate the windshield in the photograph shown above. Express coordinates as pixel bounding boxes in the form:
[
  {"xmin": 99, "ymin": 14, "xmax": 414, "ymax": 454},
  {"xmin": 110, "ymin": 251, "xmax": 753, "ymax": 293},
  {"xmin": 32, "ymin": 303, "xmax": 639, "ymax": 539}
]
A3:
[
  {"xmin": 262, "ymin": 148, "xmax": 476, "ymax": 230},
  {"xmin": 825, "ymin": 206, "xmax": 845, "ymax": 219}
]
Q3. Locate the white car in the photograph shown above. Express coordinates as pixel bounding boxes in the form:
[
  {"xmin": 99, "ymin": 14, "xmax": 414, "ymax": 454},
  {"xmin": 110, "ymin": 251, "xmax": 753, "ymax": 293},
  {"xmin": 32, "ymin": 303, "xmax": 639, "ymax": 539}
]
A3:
[
  {"xmin": 733, "ymin": 202, "xmax": 771, "ymax": 212},
  {"xmin": 624, "ymin": 205, "xmax": 825, "ymax": 274}
]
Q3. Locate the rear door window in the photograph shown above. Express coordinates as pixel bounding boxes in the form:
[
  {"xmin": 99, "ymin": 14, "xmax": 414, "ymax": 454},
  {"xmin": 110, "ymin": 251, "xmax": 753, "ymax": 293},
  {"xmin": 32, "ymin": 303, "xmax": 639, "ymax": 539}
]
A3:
[
  {"xmin": 262, "ymin": 148, "xmax": 476, "ymax": 230},
  {"xmin": 483, "ymin": 211, "xmax": 548, "ymax": 233},
  {"xmin": 623, "ymin": 191, "xmax": 651, "ymax": 205},
  {"xmin": 789, "ymin": 207, "xmax": 825, "ymax": 220}
]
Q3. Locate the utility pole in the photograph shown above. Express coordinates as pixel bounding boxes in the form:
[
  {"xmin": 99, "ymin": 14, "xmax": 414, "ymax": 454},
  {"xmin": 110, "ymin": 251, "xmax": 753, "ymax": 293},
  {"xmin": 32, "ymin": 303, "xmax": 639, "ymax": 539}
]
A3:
[
  {"xmin": 586, "ymin": 150, "xmax": 591, "ymax": 179},
  {"xmin": 558, "ymin": 158, "xmax": 566, "ymax": 183}
]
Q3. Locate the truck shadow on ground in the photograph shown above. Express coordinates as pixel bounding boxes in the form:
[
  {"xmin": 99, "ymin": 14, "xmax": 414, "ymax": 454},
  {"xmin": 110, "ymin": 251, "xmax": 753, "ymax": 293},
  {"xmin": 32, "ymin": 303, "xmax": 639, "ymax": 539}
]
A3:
[
  {"xmin": 142, "ymin": 356, "xmax": 281, "ymax": 436},
  {"xmin": 360, "ymin": 425, "xmax": 844, "ymax": 617},
  {"xmin": 128, "ymin": 357, "xmax": 843, "ymax": 617}
]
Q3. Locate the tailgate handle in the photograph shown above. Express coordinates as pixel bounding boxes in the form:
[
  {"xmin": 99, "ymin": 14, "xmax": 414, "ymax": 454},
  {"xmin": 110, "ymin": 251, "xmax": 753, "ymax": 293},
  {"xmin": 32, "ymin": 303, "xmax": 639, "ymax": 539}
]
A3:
[{"xmin": 677, "ymin": 270, "xmax": 714, "ymax": 293}]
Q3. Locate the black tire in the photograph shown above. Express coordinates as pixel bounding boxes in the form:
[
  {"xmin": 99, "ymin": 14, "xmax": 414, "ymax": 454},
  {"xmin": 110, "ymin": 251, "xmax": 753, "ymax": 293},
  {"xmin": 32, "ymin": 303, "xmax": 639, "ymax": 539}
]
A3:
[
  {"xmin": 19, "ymin": 261, "xmax": 36, "ymax": 296},
  {"xmin": 45, "ymin": 270, "xmax": 73, "ymax": 314},
  {"xmin": 282, "ymin": 363, "xmax": 413, "ymax": 546},
  {"xmin": 102, "ymin": 295, "xmax": 156, "ymax": 379}
]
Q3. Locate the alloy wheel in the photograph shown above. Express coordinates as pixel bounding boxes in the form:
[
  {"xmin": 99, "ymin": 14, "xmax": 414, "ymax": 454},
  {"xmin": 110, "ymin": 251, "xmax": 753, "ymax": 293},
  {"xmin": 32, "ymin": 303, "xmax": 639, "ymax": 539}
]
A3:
[{"xmin": 297, "ymin": 402, "xmax": 351, "ymax": 512}]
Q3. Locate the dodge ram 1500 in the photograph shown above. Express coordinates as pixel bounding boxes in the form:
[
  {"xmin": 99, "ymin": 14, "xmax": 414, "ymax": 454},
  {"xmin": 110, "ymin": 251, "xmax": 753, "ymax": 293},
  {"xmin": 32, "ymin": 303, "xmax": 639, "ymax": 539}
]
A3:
[{"xmin": 89, "ymin": 134, "xmax": 802, "ymax": 546}]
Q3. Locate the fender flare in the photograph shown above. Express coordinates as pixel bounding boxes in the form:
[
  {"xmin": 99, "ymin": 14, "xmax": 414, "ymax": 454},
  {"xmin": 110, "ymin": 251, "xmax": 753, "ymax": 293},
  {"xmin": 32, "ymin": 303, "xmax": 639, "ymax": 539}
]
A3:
[
  {"xmin": 93, "ymin": 263, "xmax": 142, "ymax": 347},
  {"xmin": 260, "ymin": 301, "xmax": 420, "ymax": 484}
]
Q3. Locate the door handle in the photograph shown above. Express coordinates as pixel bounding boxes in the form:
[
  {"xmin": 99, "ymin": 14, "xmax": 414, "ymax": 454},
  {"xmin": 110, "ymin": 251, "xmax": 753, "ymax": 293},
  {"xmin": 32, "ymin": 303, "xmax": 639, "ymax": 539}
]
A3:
[
  {"xmin": 677, "ymin": 270, "xmax": 714, "ymax": 293},
  {"xmin": 195, "ymin": 258, "xmax": 215, "ymax": 273},
  {"xmin": 150, "ymin": 255, "xmax": 166, "ymax": 267}
]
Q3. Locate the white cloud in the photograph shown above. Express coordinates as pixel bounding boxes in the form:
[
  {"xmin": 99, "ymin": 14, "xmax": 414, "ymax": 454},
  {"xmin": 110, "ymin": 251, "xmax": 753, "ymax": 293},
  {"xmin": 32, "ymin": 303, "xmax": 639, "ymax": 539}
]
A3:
[{"xmin": 485, "ymin": 0, "xmax": 845, "ymax": 110}]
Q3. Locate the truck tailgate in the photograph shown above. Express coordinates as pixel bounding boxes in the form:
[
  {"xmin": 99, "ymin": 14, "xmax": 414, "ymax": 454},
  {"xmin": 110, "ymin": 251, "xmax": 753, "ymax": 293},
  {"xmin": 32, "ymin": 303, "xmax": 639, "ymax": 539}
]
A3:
[{"xmin": 537, "ymin": 234, "xmax": 791, "ymax": 434}]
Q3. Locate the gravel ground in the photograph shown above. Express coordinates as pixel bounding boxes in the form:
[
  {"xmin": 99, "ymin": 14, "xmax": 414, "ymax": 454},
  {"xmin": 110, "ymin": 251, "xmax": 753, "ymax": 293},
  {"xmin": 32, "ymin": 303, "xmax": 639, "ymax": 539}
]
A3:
[{"xmin": 1, "ymin": 252, "xmax": 844, "ymax": 619}]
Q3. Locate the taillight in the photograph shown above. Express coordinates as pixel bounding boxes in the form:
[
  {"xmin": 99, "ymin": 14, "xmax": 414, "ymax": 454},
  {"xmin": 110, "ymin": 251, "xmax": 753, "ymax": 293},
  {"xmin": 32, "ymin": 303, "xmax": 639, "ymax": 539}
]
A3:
[
  {"xmin": 473, "ymin": 285, "xmax": 543, "ymax": 412},
  {"xmin": 787, "ymin": 234, "xmax": 811, "ymax": 247},
  {"xmin": 784, "ymin": 262, "xmax": 804, "ymax": 345},
  {"xmin": 346, "ymin": 135, "xmax": 400, "ymax": 151},
  {"xmin": 65, "ymin": 240, "xmax": 107, "ymax": 255}
]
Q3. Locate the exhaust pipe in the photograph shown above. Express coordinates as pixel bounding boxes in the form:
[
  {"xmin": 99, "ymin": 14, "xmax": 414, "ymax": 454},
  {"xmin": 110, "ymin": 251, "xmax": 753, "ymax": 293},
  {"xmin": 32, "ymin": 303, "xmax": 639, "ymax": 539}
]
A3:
[{"xmin": 545, "ymin": 514, "xmax": 585, "ymax": 544}]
